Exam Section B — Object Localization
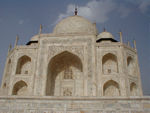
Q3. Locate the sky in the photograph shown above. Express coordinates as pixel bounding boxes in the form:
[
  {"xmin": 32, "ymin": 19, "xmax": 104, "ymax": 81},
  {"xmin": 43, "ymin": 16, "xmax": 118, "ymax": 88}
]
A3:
[{"xmin": 0, "ymin": 0, "xmax": 150, "ymax": 95}]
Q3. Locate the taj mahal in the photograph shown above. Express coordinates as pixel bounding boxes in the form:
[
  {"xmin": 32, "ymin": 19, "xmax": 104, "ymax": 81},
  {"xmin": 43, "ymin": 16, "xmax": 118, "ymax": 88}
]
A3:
[{"xmin": 0, "ymin": 9, "xmax": 150, "ymax": 113}]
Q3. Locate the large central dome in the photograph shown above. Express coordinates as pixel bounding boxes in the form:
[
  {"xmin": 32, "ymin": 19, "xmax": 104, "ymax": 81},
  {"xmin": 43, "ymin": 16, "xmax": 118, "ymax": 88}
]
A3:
[{"xmin": 53, "ymin": 15, "xmax": 98, "ymax": 35}]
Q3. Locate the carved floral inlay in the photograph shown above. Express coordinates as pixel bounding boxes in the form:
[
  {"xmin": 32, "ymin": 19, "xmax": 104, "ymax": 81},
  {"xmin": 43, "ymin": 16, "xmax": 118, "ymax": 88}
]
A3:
[{"xmin": 48, "ymin": 45, "xmax": 84, "ymax": 61}]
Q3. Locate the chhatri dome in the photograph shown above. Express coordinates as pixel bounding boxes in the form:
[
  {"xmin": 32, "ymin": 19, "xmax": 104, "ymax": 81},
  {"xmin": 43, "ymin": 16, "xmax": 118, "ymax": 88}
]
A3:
[{"xmin": 97, "ymin": 29, "xmax": 114, "ymax": 39}]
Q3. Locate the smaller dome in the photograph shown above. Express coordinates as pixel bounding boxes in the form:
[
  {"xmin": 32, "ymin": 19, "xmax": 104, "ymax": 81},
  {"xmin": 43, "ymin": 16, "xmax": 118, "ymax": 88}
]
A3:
[{"xmin": 97, "ymin": 31, "xmax": 114, "ymax": 39}]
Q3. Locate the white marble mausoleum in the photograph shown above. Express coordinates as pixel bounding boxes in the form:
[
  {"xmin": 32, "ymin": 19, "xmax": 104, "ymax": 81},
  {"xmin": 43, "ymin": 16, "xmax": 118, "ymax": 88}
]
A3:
[{"xmin": 0, "ymin": 10, "xmax": 150, "ymax": 113}]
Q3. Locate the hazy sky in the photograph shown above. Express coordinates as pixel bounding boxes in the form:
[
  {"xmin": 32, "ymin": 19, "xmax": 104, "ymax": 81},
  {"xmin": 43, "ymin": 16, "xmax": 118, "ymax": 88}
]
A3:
[{"xmin": 0, "ymin": 0, "xmax": 150, "ymax": 95}]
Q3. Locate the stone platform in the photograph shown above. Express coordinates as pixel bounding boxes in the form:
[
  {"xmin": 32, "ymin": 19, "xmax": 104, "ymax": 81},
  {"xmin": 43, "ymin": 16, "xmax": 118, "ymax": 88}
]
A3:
[{"xmin": 0, "ymin": 96, "xmax": 150, "ymax": 113}]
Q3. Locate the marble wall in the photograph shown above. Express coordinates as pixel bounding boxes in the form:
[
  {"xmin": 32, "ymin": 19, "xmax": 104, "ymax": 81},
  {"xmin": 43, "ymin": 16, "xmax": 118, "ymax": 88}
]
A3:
[{"xmin": 0, "ymin": 96, "xmax": 150, "ymax": 113}]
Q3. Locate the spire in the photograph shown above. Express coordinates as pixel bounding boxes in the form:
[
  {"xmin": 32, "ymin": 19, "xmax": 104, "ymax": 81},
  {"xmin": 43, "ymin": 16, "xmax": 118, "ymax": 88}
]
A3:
[
  {"xmin": 14, "ymin": 35, "xmax": 19, "ymax": 47},
  {"xmin": 39, "ymin": 24, "xmax": 43, "ymax": 34},
  {"xmin": 128, "ymin": 41, "xmax": 130, "ymax": 46},
  {"xmin": 74, "ymin": 7, "xmax": 78, "ymax": 15},
  {"xmin": 8, "ymin": 44, "xmax": 12, "ymax": 54},
  {"xmin": 9, "ymin": 44, "xmax": 12, "ymax": 51},
  {"xmin": 134, "ymin": 40, "xmax": 137, "ymax": 50},
  {"xmin": 93, "ymin": 22, "xmax": 96, "ymax": 28},
  {"xmin": 119, "ymin": 31, "xmax": 123, "ymax": 43}
]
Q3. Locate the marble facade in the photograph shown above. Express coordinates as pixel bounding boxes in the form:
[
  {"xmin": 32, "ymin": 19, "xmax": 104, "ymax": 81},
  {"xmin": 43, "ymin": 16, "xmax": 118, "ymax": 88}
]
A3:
[{"xmin": 0, "ymin": 14, "xmax": 149, "ymax": 113}]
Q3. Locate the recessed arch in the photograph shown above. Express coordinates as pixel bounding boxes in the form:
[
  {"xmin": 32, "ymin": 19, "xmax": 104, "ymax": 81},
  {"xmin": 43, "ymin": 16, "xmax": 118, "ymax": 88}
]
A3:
[
  {"xmin": 127, "ymin": 56, "xmax": 135, "ymax": 75},
  {"xmin": 46, "ymin": 51, "xmax": 83, "ymax": 96},
  {"xmin": 16, "ymin": 55, "xmax": 31, "ymax": 74},
  {"xmin": 103, "ymin": 80, "xmax": 120, "ymax": 96},
  {"xmin": 12, "ymin": 80, "xmax": 28, "ymax": 95},
  {"xmin": 102, "ymin": 53, "xmax": 118, "ymax": 74},
  {"xmin": 130, "ymin": 82, "xmax": 138, "ymax": 96}
]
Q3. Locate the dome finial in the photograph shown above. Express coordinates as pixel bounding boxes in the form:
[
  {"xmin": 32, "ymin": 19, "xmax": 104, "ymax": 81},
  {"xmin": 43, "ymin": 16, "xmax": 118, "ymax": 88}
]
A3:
[
  {"xmin": 74, "ymin": 6, "xmax": 78, "ymax": 15},
  {"xmin": 103, "ymin": 28, "xmax": 106, "ymax": 32}
]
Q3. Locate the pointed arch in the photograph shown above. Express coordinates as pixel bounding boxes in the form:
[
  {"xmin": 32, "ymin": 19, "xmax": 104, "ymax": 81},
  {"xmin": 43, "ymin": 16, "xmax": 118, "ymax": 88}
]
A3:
[
  {"xmin": 127, "ymin": 56, "xmax": 135, "ymax": 75},
  {"xmin": 102, "ymin": 53, "xmax": 118, "ymax": 74},
  {"xmin": 12, "ymin": 80, "xmax": 28, "ymax": 95},
  {"xmin": 46, "ymin": 51, "xmax": 83, "ymax": 96},
  {"xmin": 103, "ymin": 80, "xmax": 120, "ymax": 96},
  {"xmin": 16, "ymin": 55, "xmax": 31, "ymax": 74},
  {"xmin": 130, "ymin": 82, "xmax": 137, "ymax": 96}
]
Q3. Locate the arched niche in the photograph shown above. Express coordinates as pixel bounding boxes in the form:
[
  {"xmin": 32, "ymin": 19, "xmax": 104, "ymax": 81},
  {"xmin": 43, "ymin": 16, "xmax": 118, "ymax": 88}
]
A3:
[
  {"xmin": 102, "ymin": 53, "xmax": 118, "ymax": 74},
  {"xmin": 46, "ymin": 51, "xmax": 83, "ymax": 96},
  {"xmin": 63, "ymin": 88, "xmax": 72, "ymax": 96},
  {"xmin": 12, "ymin": 80, "xmax": 28, "ymax": 95},
  {"xmin": 16, "ymin": 55, "xmax": 31, "ymax": 74},
  {"xmin": 6, "ymin": 59, "xmax": 11, "ymax": 77},
  {"xmin": 130, "ymin": 82, "xmax": 137, "ymax": 96},
  {"xmin": 127, "ymin": 56, "xmax": 135, "ymax": 76},
  {"xmin": 103, "ymin": 80, "xmax": 120, "ymax": 96}
]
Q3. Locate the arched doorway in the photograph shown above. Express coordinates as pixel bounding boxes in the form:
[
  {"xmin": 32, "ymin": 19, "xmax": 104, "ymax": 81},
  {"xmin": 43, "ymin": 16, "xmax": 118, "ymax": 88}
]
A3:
[
  {"xmin": 12, "ymin": 80, "xmax": 28, "ymax": 95},
  {"xmin": 46, "ymin": 51, "xmax": 83, "ymax": 96},
  {"xmin": 103, "ymin": 80, "xmax": 120, "ymax": 96},
  {"xmin": 16, "ymin": 55, "xmax": 31, "ymax": 75},
  {"xmin": 130, "ymin": 82, "xmax": 137, "ymax": 96},
  {"xmin": 127, "ymin": 56, "xmax": 135, "ymax": 76}
]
